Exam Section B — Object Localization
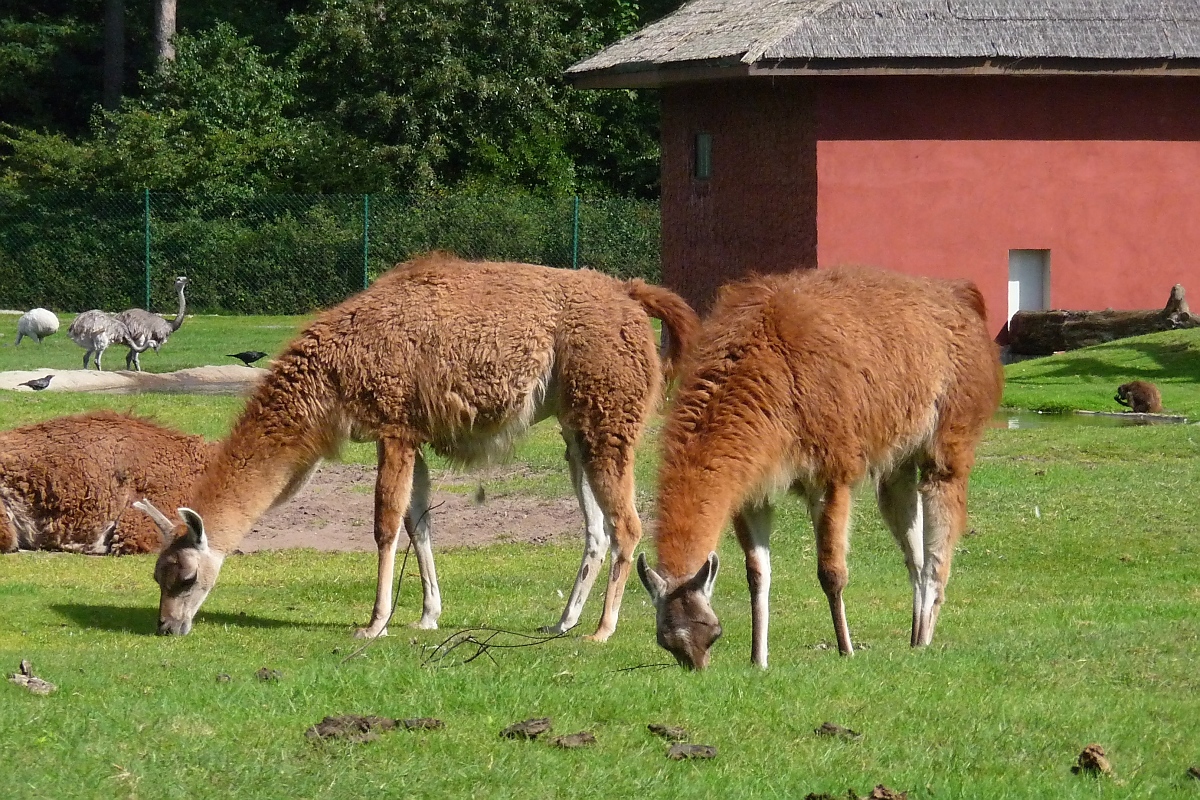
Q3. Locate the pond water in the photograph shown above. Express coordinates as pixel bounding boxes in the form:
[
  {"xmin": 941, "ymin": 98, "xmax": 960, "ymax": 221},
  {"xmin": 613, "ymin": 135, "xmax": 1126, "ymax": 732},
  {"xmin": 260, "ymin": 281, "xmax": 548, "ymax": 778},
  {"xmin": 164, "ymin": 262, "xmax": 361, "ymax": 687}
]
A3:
[{"xmin": 993, "ymin": 410, "xmax": 1189, "ymax": 430}]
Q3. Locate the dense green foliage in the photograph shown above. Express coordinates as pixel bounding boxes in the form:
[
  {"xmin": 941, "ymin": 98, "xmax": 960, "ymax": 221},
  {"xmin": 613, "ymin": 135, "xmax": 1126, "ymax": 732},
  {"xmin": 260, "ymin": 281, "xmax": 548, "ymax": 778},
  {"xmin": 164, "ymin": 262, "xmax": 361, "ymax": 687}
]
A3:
[
  {"xmin": 0, "ymin": 191, "xmax": 660, "ymax": 313},
  {"xmin": 0, "ymin": 0, "xmax": 668, "ymax": 199}
]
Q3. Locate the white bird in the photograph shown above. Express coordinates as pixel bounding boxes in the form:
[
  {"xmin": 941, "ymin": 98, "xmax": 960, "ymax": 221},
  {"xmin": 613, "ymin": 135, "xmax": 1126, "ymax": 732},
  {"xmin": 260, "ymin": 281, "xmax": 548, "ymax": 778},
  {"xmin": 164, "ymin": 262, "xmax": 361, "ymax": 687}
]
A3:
[
  {"xmin": 15, "ymin": 308, "xmax": 59, "ymax": 345},
  {"xmin": 68, "ymin": 310, "xmax": 135, "ymax": 371},
  {"xmin": 116, "ymin": 276, "xmax": 190, "ymax": 371}
]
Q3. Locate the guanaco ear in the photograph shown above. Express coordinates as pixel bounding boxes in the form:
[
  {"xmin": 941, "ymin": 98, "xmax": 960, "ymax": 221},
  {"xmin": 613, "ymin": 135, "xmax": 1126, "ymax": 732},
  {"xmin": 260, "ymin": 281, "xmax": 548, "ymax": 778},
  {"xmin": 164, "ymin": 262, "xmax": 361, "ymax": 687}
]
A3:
[
  {"xmin": 178, "ymin": 507, "xmax": 208, "ymax": 551},
  {"xmin": 688, "ymin": 552, "xmax": 719, "ymax": 599},
  {"xmin": 637, "ymin": 553, "xmax": 668, "ymax": 602},
  {"xmin": 132, "ymin": 498, "xmax": 175, "ymax": 544}
]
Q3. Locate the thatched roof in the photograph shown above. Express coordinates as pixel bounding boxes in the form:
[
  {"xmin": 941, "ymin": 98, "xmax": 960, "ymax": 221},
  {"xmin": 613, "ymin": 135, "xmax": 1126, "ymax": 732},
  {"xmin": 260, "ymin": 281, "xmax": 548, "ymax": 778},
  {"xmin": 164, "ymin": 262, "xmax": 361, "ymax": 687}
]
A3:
[{"xmin": 569, "ymin": 0, "xmax": 1200, "ymax": 87}]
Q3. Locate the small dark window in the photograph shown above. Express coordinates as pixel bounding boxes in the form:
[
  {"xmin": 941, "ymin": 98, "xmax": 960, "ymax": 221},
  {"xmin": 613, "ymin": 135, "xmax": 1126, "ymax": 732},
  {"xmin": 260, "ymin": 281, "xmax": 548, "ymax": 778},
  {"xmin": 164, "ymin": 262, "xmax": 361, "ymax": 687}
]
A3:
[{"xmin": 694, "ymin": 132, "xmax": 712, "ymax": 180}]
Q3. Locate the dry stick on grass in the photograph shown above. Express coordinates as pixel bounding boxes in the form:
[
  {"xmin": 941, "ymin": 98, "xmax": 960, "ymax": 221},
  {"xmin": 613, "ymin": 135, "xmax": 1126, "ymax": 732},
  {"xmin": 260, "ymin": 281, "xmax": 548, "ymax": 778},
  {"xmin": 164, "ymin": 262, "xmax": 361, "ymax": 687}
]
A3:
[
  {"xmin": 615, "ymin": 661, "xmax": 677, "ymax": 673},
  {"xmin": 422, "ymin": 627, "xmax": 570, "ymax": 668}
]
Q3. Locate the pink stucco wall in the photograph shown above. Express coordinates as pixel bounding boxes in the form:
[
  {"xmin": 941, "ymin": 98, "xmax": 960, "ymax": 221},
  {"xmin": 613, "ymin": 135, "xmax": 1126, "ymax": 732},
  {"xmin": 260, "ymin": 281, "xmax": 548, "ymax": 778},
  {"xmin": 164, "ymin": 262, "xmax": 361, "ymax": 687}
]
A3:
[
  {"xmin": 816, "ymin": 76, "xmax": 1200, "ymax": 336},
  {"xmin": 661, "ymin": 75, "xmax": 1200, "ymax": 335}
]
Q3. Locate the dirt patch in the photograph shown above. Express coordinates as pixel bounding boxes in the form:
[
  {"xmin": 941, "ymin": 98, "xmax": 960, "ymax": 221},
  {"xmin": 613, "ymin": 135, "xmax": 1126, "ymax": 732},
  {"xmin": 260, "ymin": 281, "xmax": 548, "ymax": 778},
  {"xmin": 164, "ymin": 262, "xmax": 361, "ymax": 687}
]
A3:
[{"xmin": 240, "ymin": 463, "xmax": 581, "ymax": 553}]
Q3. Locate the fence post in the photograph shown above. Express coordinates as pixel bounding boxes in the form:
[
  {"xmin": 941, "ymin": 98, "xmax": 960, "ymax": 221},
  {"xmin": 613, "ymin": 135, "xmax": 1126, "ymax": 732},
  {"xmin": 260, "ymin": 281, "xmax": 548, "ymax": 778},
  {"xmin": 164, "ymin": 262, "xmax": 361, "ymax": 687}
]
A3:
[
  {"xmin": 362, "ymin": 193, "xmax": 371, "ymax": 291},
  {"xmin": 143, "ymin": 188, "xmax": 151, "ymax": 310},
  {"xmin": 571, "ymin": 195, "xmax": 580, "ymax": 269}
]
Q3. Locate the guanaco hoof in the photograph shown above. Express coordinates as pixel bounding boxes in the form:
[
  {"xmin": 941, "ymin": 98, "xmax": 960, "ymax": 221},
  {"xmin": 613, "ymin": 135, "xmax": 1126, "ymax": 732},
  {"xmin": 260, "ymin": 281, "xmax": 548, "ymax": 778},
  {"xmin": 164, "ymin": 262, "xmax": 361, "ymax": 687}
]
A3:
[
  {"xmin": 500, "ymin": 717, "xmax": 553, "ymax": 740},
  {"xmin": 666, "ymin": 743, "xmax": 717, "ymax": 760},
  {"xmin": 8, "ymin": 661, "xmax": 55, "ymax": 695},
  {"xmin": 305, "ymin": 715, "xmax": 399, "ymax": 743},
  {"xmin": 648, "ymin": 723, "xmax": 689, "ymax": 742},
  {"xmin": 401, "ymin": 717, "xmax": 445, "ymax": 731},
  {"xmin": 1071, "ymin": 743, "xmax": 1112, "ymax": 776},
  {"xmin": 550, "ymin": 732, "xmax": 596, "ymax": 749},
  {"xmin": 814, "ymin": 721, "xmax": 862, "ymax": 740}
]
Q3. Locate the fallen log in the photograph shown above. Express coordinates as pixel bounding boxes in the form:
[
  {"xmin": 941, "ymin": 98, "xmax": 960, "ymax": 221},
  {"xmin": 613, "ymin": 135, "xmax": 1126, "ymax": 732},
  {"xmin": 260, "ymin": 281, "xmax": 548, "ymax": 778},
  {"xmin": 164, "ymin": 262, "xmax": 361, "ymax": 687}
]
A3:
[{"xmin": 1008, "ymin": 285, "xmax": 1200, "ymax": 355}]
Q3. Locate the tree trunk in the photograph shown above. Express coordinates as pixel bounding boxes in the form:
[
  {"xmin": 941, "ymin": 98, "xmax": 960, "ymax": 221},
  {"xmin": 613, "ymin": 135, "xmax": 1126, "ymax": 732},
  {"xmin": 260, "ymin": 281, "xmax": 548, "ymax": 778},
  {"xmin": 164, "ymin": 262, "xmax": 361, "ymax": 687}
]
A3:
[
  {"xmin": 1008, "ymin": 284, "xmax": 1200, "ymax": 355},
  {"xmin": 103, "ymin": 0, "xmax": 125, "ymax": 109},
  {"xmin": 153, "ymin": 0, "xmax": 177, "ymax": 67}
]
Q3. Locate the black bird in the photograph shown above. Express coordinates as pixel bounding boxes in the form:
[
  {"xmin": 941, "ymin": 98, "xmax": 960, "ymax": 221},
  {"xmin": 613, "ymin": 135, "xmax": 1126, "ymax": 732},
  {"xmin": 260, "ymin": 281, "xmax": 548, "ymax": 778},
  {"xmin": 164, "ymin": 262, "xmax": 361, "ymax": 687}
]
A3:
[
  {"xmin": 227, "ymin": 351, "xmax": 268, "ymax": 366},
  {"xmin": 18, "ymin": 375, "xmax": 53, "ymax": 391}
]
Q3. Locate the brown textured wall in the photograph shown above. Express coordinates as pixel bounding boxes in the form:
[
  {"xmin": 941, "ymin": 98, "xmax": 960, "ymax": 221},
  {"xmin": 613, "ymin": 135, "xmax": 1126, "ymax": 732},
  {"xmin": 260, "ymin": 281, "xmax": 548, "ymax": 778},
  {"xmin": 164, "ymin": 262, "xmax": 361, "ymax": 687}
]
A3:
[{"xmin": 661, "ymin": 81, "xmax": 817, "ymax": 313}]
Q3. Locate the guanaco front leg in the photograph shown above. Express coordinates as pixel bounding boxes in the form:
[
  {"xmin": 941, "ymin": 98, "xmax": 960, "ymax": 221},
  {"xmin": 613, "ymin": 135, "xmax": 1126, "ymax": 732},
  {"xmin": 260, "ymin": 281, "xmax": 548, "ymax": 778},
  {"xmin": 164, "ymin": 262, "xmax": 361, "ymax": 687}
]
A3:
[
  {"xmin": 812, "ymin": 483, "xmax": 854, "ymax": 656},
  {"xmin": 355, "ymin": 438, "xmax": 416, "ymax": 639},
  {"xmin": 733, "ymin": 501, "xmax": 773, "ymax": 668}
]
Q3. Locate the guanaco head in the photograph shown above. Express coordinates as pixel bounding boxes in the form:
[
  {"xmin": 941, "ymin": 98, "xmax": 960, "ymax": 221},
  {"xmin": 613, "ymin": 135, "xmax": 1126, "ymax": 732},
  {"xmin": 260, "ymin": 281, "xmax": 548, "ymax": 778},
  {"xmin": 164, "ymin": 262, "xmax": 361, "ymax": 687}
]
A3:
[
  {"xmin": 637, "ymin": 552, "xmax": 722, "ymax": 670},
  {"xmin": 134, "ymin": 499, "xmax": 224, "ymax": 636}
]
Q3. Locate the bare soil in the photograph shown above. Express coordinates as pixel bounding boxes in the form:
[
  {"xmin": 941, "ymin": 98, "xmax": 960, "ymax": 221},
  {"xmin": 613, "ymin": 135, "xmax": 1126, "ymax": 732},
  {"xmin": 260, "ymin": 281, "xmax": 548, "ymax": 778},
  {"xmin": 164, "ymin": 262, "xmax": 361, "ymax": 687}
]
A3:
[{"xmin": 241, "ymin": 463, "xmax": 581, "ymax": 554}]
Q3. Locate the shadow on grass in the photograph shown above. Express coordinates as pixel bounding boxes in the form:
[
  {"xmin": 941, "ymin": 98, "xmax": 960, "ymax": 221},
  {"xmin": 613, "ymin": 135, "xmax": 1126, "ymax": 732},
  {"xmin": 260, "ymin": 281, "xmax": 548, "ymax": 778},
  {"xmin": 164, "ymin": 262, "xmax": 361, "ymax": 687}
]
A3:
[
  {"xmin": 1008, "ymin": 340, "xmax": 1200, "ymax": 385},
  {"xmin": 51, "ymin": 604, "xmax": 343, "ymax": 635}
]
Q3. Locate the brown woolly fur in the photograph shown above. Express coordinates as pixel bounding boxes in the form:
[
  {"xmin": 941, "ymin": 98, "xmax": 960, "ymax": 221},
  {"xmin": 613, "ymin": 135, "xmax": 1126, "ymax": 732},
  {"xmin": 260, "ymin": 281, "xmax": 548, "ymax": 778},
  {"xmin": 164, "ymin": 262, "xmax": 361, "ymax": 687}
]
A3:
[
  {"xmin": 0, "ymin": 412, "xmax": 214, "ymax": 554},
  {"xmin": 152, "ymin": 252, "xmax": 700, "ymax": 639},
  {"xmin": 642, "ymin": 266, "xmax": 1003, "ymax": 668},
  {"xmin": 1115, "ymin": 380, "xmax": 1163, "ymax": 413}
]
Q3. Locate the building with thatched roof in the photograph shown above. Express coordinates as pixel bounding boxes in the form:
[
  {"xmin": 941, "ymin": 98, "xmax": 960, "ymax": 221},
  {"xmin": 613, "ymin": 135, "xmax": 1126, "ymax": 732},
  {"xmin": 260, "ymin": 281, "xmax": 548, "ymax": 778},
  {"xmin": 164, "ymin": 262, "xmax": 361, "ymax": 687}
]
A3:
[{"xmin": 569, "ymin": 0, "xmax": 1200, "ymax": 336}]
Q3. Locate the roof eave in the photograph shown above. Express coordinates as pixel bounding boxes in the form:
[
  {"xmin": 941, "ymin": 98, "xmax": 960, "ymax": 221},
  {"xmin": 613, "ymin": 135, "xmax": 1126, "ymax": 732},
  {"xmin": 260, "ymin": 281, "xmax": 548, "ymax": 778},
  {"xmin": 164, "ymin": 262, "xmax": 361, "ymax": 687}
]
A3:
[{"xmin": 568, "ymin": 56, "xmax": 1200, "ymax": 89}]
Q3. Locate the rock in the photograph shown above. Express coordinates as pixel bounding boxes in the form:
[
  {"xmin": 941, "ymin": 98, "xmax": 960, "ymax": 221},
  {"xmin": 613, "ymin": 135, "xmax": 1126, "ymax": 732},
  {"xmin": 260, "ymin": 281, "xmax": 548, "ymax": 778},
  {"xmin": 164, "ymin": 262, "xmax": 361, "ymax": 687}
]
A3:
[
  {"xmin": 7, "ymin": 660, "xmax": 56, "ymax": 696},
  {"xmin": 500, "ymin": 717, "xmax": 553, "ymax": 740},
  {"xmin": 1071, "ymin": 743, "xmax": 1112, "ymax": 776},
  {"xmin": 401, "ymin": 717, "xmax": 445, "ymax": 731},
  {"xmin": 255, "ymin": 667, "xmax": 283, "ymax": 682},
  {"xmin": 866, "ymin": 786, "xmax": 907, "ymax": 800},
  {"xmin": 550, "ymin": 732, "xmax": 597, "ymax": 749},
  {"xmin": 648, "ymin": 723, "xmax": 689, "ymax": 741},
  {"xmin": 814, "ymin": 721, "xmax": 862, "ymax": 740},
  {"xmin": 305, "ymin": 715, "xmax": 399, "ymax": 743},
  {"xmin": 666, "ymin": 743, "xmax": 717, "ymax": 760}
]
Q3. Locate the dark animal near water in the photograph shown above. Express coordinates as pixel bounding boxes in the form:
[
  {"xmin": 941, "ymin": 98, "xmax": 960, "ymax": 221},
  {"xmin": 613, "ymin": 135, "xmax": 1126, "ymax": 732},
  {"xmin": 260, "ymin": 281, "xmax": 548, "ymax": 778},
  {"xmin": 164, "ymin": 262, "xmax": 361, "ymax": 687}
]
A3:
[
  {"xmin": 17, "ymin": 375, "xmax": 53, "ymax": 391},
  {"xmin": 139, "ymin": 252, "xmax": 700, "ymax": 638},
  {"xmin": 638, "ymin": 266, "xmax": 1003, "ymax": 669},
  {"xmin": 227, "ymin": 351, "xmax": 268, "ymax": 366},
  {"xmin": 1115, "ymin": 381, "xmax": 1163, "ymax": 413},
  {"xmin": 0, "ymin": 412, "xmax": 214, "ymax": 554}
]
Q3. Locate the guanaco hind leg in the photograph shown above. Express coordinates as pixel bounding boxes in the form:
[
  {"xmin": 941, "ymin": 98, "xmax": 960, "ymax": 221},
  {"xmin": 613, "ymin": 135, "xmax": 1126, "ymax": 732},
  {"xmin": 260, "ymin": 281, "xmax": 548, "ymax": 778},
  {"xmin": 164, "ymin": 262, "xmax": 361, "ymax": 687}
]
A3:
[
  {"xmin": 876, "ymin": 460, "xmax": 925, "ymax": 646},
  {"xmin": 540, "ymin": 428, "xmax": 612, "ymax": 636},
  {"xmin": 733, "ymin": 501, "xmax": 773, "ymax": 668},
  {"xmin": 405, "ymin": 450, "xmax": 441, "ymax": 630},
  {"xmin": 583, "ymin": 459, "xmax": 641, "ymax": 642},
  {"xmin": 916, "ymin": 472, "xmax": 969, "ymax": 646},
  {"xmin": 356, "ymin": 438, "xmax": 416, "ymax": 639}
]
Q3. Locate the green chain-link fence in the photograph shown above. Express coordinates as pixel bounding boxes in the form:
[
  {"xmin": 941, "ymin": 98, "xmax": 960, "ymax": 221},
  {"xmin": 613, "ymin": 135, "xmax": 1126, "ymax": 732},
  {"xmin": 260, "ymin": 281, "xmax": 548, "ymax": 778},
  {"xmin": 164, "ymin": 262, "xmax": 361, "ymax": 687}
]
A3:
[{"xmin": 0, "ymin": 191, "xmax": 660, "ymax": 315}]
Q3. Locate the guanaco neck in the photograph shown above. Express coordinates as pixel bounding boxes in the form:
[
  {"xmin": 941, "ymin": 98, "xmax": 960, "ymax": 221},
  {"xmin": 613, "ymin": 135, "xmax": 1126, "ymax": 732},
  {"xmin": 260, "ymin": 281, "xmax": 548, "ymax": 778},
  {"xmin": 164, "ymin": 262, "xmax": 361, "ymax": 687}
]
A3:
[{"xmin": 188, "ymin": 352, "xmax": 340, "ymax": 553}]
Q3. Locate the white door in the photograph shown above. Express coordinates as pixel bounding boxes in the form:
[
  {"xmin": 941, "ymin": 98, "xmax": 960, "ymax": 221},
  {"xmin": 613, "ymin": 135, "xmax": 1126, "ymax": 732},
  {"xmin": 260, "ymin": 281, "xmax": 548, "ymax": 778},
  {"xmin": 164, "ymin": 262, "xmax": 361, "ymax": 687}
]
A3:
[{"xmin": 1008, "ymin": 250, "xmax": 1050, "ymax": 323}]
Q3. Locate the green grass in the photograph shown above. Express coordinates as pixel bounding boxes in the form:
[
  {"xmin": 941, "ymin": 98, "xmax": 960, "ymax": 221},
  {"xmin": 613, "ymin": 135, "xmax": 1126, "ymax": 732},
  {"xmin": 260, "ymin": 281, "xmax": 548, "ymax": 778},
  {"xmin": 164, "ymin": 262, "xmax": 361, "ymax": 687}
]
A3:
[
  {"xmin": 2, "ymin": 325, "xmax": 1199, "ymax": 797},
  {"xmin": 1003, "ymin": 328, "xmax": 1200, "ymax": 417}
]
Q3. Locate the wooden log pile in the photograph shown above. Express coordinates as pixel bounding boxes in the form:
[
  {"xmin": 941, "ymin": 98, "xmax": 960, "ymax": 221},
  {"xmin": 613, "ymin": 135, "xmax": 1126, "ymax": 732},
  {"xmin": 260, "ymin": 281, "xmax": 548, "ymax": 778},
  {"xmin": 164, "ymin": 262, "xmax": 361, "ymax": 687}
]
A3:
[{"xmin": 1008, "ymin": 285, "xmax": 1200, "ymax": 355}]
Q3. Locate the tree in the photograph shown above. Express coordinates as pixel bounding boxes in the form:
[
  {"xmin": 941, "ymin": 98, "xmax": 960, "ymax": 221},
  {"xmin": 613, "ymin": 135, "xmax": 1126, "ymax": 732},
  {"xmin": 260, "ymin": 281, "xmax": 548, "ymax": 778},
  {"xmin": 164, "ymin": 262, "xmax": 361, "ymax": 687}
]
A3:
[
  {"xmin": 103, "ymin": 0, "xmax": 124, "ymax": 109},
  {"xmin": 153, "ymin": 0, "xmax": 177, "ymax": 66}
]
